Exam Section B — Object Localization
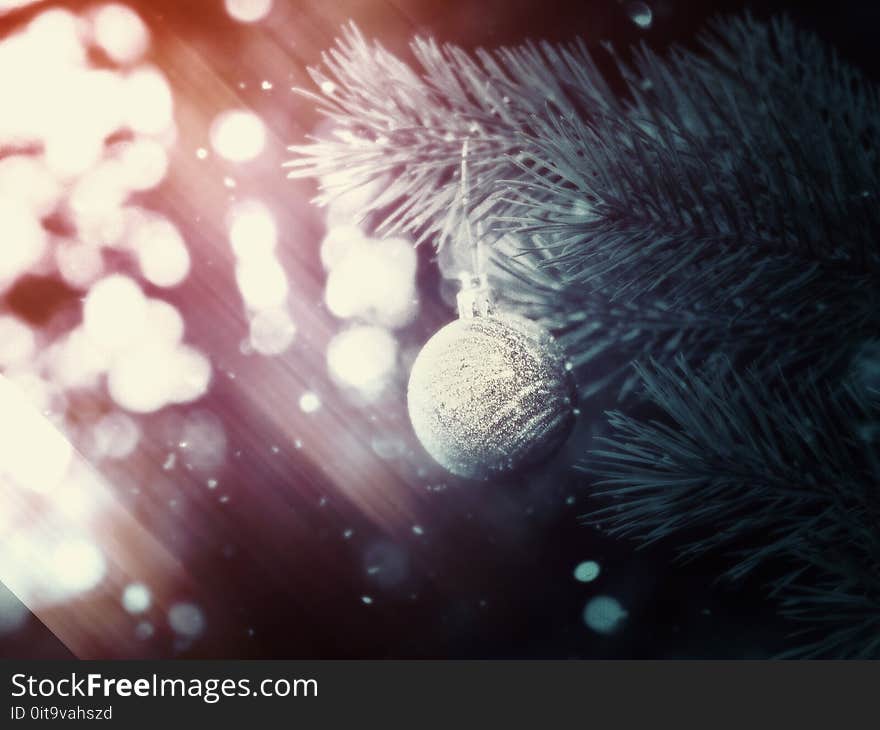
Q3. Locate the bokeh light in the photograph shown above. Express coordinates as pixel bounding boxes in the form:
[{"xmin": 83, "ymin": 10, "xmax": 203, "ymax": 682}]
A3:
[
  {"xmin": 327, "ymin": 325, "xmax": 398, "ymax": 395},
  {"xmin": 115, "ymin": 138, "xmax": 169, "ymax": 191},
  {"xmin": 92, "ymin": 412, "xmax": 141, "ymax": 460},
  {"xmin": 135, "ymin": 621, "xmax": 154, "ymax": 640},
  {"xmin": 224, "ymin": 0, "xmax": 273, "ymax": 24},
  {"xmin": 168, "ymin": 602, "xmax": 206, "ymax": 638},
  {"xmin": 236, "ymin": 259, "xmax": 289, "ymax": 311},
  {"xmin": 123, "ymin": 66, "xmax": 174, "ymax": 135},
  {"xmin": 627, "ymin": 2, "xmax": 653, "ymax": 29},
  {"xmin": 143, "ymin": 298, "xmax": 186, "ymax": 347},
  {"xmin": 91, "ymin": 3, "xmax": 149, "ymax": 64},
  {"xmin": 167, "ymin": 346, "xmax": 212, "ymax": 404},
  {"xmin": 227, "ymin": 199, "xmax": 278, "ymax": 259},
  {"xmin": 130, "ymin": 216, "xmax": 191, "ymax": 288},
  {"xmin": 83, "ymin": 275, "xmax": 149, "ymax": 353},
  {"xmin": 583, "ymin": 596, "xmax": 628, "ymax": 635},
  {"xmin": 573, "ymin": 561, "xmax": 601, "ymax": 583},
  {"xmin": 51, "ymin": 539, "xmax": 106, "ymax": 595},
  {"xmin": 319, "ymin": 225, "xmax": 366, "ymax": 271},
  {"xmin": 249, "ymin": 308, "xmax": 297, "ymax": 355},
  {"xmin": 68, "ymin": 166, "xmax": 128, "ymax": 247},
  {"xmin": 363, "ymin": 541, "xmax": 409, "ymax": 588},
  {"xmin": 1, "ymin": 530, "xmax": 109, "ymax": 609},
  {"xmin": 0, "ymin": 198, "xmax": 48, "ymax": 285},
  {"xmin": 177, "ymin": 410, "xmax": 227, "ymax": 472},
  {"xmin": 122, "ymin": 583, "xmax": 152, "ymax": 614},
  {"xmin": 48, "ymin": 327, "xmax": 112, "ymax": 390},
  {"xmin": 0, "ymin": 156, "xmax": 61, "ymax": 217},
  {"xmin": 210, "ymin": 109, "xmax": 267, "ymax": 162},
  {"xmin": 324, "ymin": 235, "xmax": 418, "ymax": 328},
  {"xmin": 108, "ymin": 342, "xmax": 211, "ymax": 413},
  {"xmin": 55, "ymin": 242, "xmax": 105, "ymax": 288}
]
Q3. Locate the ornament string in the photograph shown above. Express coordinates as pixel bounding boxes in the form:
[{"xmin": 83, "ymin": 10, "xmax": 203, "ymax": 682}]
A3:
[
  {"xmin": 459, "ymin": 138, "xmax": 484, "ymax": 279},
  {"xmin": 457, "ymin": 138, "xmax": 492, "ymax": 318}
]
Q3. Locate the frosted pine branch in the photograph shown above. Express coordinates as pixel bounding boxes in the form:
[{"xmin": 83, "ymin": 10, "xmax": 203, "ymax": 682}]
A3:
[{"xmin": 287, "ymin": 16, "xmax": 880, "ymax": 392}]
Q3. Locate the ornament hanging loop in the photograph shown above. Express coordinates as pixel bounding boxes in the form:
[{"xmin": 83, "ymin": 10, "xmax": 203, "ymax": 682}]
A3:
[{"xmin": 457, "ymin": 272, "xmax": 493, "ymax": 319}]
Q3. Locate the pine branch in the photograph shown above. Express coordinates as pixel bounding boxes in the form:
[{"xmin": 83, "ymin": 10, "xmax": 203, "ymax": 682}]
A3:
[
  {"xmin": 499, "ymin": 15, "xmax": 879, "ymax": 382},
  {"xmin": 287, "ymin": 16, "xmax": 880, "ymax": 394},
  {"xmin": 286, "ymin": 16, "xmax": 880, "ymax": 261},
  {"xmin": 588, "ymin": 357, "xmax": 880, "ymax": 657},
  {"xmin": 284, "ymin": 22, "xmax": 618, "ymax": 246},
  {"xmin": 491, "ymin": 227, "xmax": 874, "ymax": 398}
]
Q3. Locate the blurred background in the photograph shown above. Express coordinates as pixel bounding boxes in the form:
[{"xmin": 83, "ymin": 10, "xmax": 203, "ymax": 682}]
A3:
[{"xmin": 0, "ymin": 0, "xmax": 876, "ymax": 659}]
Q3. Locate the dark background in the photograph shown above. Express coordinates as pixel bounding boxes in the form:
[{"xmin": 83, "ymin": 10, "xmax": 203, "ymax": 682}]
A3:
[{"xmin": 0, "ymin": 0, "xmax": 877, "ymax": 659}]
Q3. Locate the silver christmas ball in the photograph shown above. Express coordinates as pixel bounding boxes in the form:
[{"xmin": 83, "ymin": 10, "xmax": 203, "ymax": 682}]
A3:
[{"xmin": 407, "ymin": 313, "xmax": 577, "ymax": 480}]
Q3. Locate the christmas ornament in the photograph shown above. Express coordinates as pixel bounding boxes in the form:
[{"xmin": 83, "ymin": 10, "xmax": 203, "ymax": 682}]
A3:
[
  {"xmin": 407, "ymin": 140, "xmax": 576, "ymax": 479},
  {"xmin": 407, "ymin": 276, "xmax": 576, "ymax": 479}
]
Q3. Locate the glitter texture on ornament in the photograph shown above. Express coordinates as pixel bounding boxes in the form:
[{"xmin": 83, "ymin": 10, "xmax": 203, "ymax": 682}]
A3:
[{"xmin": 407, "ymin": 312, "xmax": 576, "ymax": 480}]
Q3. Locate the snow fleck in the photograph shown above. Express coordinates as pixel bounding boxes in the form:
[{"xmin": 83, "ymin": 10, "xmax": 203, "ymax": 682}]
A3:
[{"xmin": 299, "ymin": 391, "xmax": 321, "ymax": 413}]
